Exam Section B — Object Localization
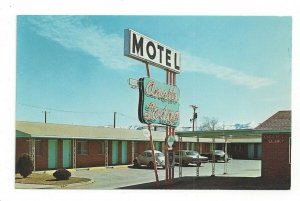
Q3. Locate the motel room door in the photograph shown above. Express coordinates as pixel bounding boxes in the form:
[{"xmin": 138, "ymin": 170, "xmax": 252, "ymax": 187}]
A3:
[
  {"xmin": 48, "ymin": 139, "xmax": 58, "ymax": 169},
  {"xmin": 63, "ymin": 140, "xmax": 72, "ymax": 168},
  {"xmin": 112, "ymin": 141, "xmax": 119, "ymax": 165},
  {"xmin": 121, "ymin": 141, "xmax": 128, "ymax": 164}
]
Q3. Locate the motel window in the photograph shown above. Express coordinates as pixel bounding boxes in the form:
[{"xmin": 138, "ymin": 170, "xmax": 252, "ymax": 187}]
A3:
[
  {"xmin": 27, "ymin": 139, "xmax": 42, "ymax": 156},
  {"xmin": 98, "ymin": 141, "xmax": 105, "ymax": 155},
  {"xmin": 77, "ymin": 141, "xmax": 88, "ymax": 155}
]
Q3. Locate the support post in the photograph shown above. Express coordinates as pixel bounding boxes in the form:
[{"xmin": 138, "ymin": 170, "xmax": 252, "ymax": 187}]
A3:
[
  {"xmin": 31, "ymin": 138, "xmax": 36, "ymax": 171},
  {"xmin": 224, "ymin": 138, "xmax": 228, "ymax": 174},
  {"xmin": 132, "ymin": 141, "xmax": 135, "ymax": 165},
  {"xmin": 211, "ymin": 138, "xmax": 216, "ymax": 176},
  {"xmin": 196, "ymin": 136, "xmax": 200, "ymax": 176},
  {"xmin": 73, "ymin": 139, "xmax": 77, "ymax": 169},
  {"xmin": 179, "ymin": 137, "xmax": 183, "ymax": 178},
  {"xmin": 105, "ymin": 140, "xmax": 109, "ymax": 167}
]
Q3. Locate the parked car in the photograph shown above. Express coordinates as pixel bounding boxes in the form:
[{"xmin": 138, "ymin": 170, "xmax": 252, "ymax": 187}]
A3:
[
  {"xmin": 202, "ymin": 150, "xmax": 231, "ymax": 162},
  {"xmin": 133, "ymin": 150, "xmax": 165, "ymax": 169},
  {"xmin": 174, "ymin": 150, "xmax": 208, "ymax": 166}
]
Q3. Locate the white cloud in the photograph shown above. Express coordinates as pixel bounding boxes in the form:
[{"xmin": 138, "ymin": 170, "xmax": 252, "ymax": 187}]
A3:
[
  {"xmin": 27, "ymin": 16, "xmax": 274, "ymax": 89},
  {"xmin": 27, "ymin": 16, "xmax": 137, "ymax": 70},
  {"xmin": 182, "ymin": 52, "xmax": 274, "ymax": 89}
]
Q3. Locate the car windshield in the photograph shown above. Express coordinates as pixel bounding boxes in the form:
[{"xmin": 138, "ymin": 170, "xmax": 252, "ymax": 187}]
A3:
[
  {"xmin": 155, "ymin": 152, "xmax": 164, "ymax": 157},
  {"xmin": 186, "ymin": 151, "xmax": 198, "ymax": 156}
]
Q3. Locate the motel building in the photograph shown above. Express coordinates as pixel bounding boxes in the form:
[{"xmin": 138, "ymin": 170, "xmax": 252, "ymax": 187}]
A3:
[{"xmin": 16, "ymin": 110, "xmax": 291, "ymax": 185}]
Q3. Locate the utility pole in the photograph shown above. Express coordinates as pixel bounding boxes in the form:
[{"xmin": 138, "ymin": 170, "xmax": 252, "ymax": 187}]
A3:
[
  {"xmin": 42, "ymin": 111, "xmax": 50, "ymax": 123},
  {"xmin": 113, "ymin": 112, "xmax": 116, "ymax": 128},
  {"xmin": 190, "ymin": 105, "xmax": 198, "ymax": 131},
  {"xmin": 190, "ymin": 105, "xmax": 200, "ymax": 176}
]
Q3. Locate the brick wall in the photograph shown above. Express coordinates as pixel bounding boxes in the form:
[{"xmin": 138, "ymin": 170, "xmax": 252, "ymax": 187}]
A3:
[
  {"xmin": 16, "ymin": 138, "xmax": 29, "ymax": 159},
  {"xmin": 127, "ymin": 141, "xmax": 133, "ymax": 164},
  {"xmin": 76, "ymin": 140, "xmax": 106, "ymax": 168},
  {"xmin": 16, "ymin": 138, "xmax": 48, "ymax": 171},
  {"xmin": 35, "ymin": 139, "xmax": 48, "ymax": 170},
  {"xmin": 262, "ymin": 133, "xmax": 291, "ymax": 186}
]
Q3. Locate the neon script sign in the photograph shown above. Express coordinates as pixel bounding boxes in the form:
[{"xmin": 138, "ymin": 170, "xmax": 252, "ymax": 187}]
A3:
[{"xmin": 138, "ymin": 77, "xmax": 180, "ymax": 127}]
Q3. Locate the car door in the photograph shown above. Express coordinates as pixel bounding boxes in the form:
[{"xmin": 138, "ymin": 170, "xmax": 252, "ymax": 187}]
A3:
[
  {"xmin": 146, "ymin": 152, "xmax": 152, "ymax": 164},
  {"xmin": 139, "ymin": 152, "xmax": 147, "ymax": 165}
]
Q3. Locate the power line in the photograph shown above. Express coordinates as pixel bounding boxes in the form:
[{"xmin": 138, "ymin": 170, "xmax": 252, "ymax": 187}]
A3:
[{"xmin": 17, "ymin": 103, "xmax": 113, "ymax": 115}]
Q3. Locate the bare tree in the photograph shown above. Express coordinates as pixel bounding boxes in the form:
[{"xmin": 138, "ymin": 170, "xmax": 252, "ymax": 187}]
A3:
[{"xmin": 201, "ymin": 116, "xmax": 220, "ymax": 131}]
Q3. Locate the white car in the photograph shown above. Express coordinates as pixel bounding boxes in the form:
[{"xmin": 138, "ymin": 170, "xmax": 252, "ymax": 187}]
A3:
[{"xmin": 133, "ymin": 150, "xmax": 165, "ymax": 169}]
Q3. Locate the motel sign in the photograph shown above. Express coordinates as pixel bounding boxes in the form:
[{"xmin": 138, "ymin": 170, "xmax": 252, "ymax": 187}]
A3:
[{"xmin": 124, "ymin": 29, "xmax": 181, "ymax": 73}]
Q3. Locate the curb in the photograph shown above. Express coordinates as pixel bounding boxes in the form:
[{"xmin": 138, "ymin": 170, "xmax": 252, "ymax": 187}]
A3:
[{"xmin": 34, "ymin": 165, "xmax": 130, "ymax": 175}]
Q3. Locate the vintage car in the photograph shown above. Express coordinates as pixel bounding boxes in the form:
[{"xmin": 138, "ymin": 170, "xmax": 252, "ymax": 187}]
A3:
[
  {"xmin": 174, "ymin": 150, "xmax": 208, "ymax": 166},
  {"xmin": 202, "ymin": 150, "xmax": 231, "ymax": 162},
  {"xmin": 133, "ymin": 150, "xmax": 165, "ymax": 169}
]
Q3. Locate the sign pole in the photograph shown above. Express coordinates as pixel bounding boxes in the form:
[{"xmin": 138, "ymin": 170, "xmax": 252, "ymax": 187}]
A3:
[
  {"xmin": 165, "ymin": 126, "xmax": 169, "ymax": 184},
  {"xmin": 148, "ymin": 124, "xmax": 160, "ymax": 185},
  {"xmin": 144, "ymin": 63, "xmax": 159, "ymax": 185},
  {"xmin": 145, "ymin": 62, "xmax": 150, "ymax": 78},
  {"xmin": 171, "ymin": 72, "xmax": 175, "ymax": 182},
  {"xmin": 165, "ymin": 70, "xmax": 169, "ymax": 185}
]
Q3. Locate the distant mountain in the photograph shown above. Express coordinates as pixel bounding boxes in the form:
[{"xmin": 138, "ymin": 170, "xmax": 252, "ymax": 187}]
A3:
[{"xmin": 225, "ymin": 122, "xmax": 259, "ymax": 130}]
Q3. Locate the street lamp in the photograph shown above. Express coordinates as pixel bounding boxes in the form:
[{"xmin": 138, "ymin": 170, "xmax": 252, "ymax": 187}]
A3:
[{"xmin": 189, "ymin": 105, "xmax": 198, "ymax": 132}]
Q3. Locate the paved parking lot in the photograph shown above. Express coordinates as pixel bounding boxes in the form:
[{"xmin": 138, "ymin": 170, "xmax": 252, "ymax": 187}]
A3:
[{"xmin": 67, "ymin": 159, "xmax": 261, "ymax": 189}]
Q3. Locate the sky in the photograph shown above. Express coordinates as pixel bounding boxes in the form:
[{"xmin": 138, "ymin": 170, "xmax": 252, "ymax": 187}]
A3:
[{"xmin": 16, "ymin": 15, "xmax": 292, "ymax": 129}]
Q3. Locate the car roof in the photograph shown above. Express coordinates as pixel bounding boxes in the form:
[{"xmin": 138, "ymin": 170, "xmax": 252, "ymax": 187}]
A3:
[
  {"xmin": 177, "ymin": 150, "xmax": 198, "ymax": 152},
  {"xmin": 144, "ymin": 150, "xmax": 163, "ymax": 153}
]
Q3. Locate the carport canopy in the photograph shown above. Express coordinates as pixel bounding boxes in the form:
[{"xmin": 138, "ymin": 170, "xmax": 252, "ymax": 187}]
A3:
[
  {"xmin": 176, "ymin": 129, "xmax": 291, "ymax": 139},
  {"xmin": 175, "ymin": 128, "xmax": 291, "ymax": 178}
]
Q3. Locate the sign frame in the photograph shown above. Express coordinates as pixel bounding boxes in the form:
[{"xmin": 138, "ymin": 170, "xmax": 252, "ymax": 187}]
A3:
[
  {"xmin": 138, "ymin": 77, "xmax": 180, "ymax": 127},
  {"xmin": 124, "ymin": 29, "xmax": 181, "ymax": 73}
]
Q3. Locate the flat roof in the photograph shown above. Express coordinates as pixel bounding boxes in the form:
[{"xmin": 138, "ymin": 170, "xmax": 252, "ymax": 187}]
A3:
[
  {"xmin": 176, "ymin": 129, "xmax": 291, "ymax": 139},
  {"xmin": 16, "ymin": 121, "xmax": 277, "ymax": 143}
]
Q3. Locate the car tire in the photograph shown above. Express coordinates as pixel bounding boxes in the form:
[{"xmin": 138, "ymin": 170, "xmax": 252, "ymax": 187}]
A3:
[
  {"xmin": 197, "ymin": 162, "xmax": 201, "ymax": 166},
  {"xmin": 133, "ymin": 159, "xmax": 140, "ymax": 168},
  {"xmin": 182, "ymin": 161, "xmax": 189, "ymax": 167},
  {"xmin": 148, "ymin": 161, "xmax": 154, "ymax": 169}
]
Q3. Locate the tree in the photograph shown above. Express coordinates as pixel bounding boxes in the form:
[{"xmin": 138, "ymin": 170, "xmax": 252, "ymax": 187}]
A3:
[
  {"xmin": 16, "ymin": 153, "xmax": 33, "ymax": 178},
  {"xmin": 201, "ymin": 116, "xmax": 220, "ymax": 131}
]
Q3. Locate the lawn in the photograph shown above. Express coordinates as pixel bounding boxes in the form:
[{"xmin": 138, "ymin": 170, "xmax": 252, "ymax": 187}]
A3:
[{"xmin": 15, "ymin": 173, "xmax": 91, "ymax": 187}]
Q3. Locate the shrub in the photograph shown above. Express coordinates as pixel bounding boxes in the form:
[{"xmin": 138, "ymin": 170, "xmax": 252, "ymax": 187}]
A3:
[
  {"xmin": 53, "ymin": 169, "xmax": 71, "ymax": 180},
  {"xmin": 16, "ymin": 153, "xmax": 34, "ymax": 178}
]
